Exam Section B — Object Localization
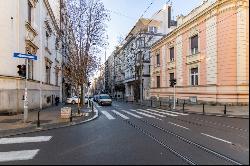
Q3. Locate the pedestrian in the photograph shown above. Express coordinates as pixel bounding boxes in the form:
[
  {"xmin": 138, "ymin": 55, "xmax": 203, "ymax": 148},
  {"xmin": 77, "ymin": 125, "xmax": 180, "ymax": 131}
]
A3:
[{"xmin": 55, "ymin": 96, "xmax": 60, "ymax": 106}]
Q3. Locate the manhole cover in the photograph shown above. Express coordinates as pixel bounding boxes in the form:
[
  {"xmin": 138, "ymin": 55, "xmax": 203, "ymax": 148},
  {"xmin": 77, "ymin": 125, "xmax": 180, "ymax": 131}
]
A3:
[
  {"xmin": 0, "ymin": 119, "xmax": 21, "ymax": 123},
  {"xmin": 30, "ymin": 120, "xmax": 51, "ymax": 124}
]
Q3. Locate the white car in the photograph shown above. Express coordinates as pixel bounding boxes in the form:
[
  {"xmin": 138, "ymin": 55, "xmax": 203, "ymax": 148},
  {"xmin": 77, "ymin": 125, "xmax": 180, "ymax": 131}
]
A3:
[
  {"xmin": 66, "ymin": 96, "xmax": 80, "ymax": 104},
  {"xmin": 98, "ymin": 94, "xmax": 112, "ymax": 106}
]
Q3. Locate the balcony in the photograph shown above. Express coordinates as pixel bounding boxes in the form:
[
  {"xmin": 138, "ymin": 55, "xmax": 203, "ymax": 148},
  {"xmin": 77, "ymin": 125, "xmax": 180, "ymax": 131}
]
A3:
[
  {"xmin": 186, "ymin": 51, "xmax": 201, "ymax": 65},
  {"xmin": 167, "ymin": 59, "xmax": 175, "ymax": 70}
]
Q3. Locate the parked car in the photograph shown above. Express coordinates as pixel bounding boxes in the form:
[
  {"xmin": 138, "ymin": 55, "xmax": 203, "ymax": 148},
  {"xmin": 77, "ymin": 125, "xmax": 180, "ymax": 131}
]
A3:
[
  {"xmin": 98, "ymin": 94, "xmax": 112, "ymax": 106},
  {"xmin": 66, "ymin": 96, "xmax": 80, "ymax": 104}
]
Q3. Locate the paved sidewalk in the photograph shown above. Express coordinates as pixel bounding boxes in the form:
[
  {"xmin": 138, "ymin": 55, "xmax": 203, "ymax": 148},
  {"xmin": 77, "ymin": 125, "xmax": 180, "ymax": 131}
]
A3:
[{"xmin": 0, "ymin": 103, "xmax": 98, "ymax": 137}]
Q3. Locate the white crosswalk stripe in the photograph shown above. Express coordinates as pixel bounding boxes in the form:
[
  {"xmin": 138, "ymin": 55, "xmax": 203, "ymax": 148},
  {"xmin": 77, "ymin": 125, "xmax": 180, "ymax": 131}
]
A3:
[
  {"xmin": 0, "ymin": 150, "xmax": 39, "ymax": 162},
  {"xmin": 130, "ymin": 109, "xmax": 162, "ymax": 121},
  {"xmin": 156, "ymin": 109, "xmax": 189, "ymax": 116},
  {"xmin": 111, "ymin": 110, "xmax": 129, "ymax": 119},
  {"xmin": 137, "ymin": 109, "xmax": 166, "ymax": 118},
  {"xmin": 120, "ymin": 110, "xmax": 142, "ymax": 119},
  {"xmin": 0, "ymin": 136, "xmax": 52, "ymax": 145},
  {"xmin": 101, "ymin": 111, "xmax": 115, "ymax": 120},
  {"xmin": 0, "ymin": 136, "xmax": 52, "ymax": 162},
  {"xmin": 146, "ymin": 109, "xmax": 178, "ymax": 117}
]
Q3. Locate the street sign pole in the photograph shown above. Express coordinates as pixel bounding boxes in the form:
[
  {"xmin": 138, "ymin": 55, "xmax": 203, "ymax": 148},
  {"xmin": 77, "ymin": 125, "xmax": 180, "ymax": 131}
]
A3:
[
  {"xmin": 173, "ymin": 85, "xmax": 176, "ymax": 110},
  {"xmin": 24, "ymin": 59, "xmax": 28, "ymax": 122}
]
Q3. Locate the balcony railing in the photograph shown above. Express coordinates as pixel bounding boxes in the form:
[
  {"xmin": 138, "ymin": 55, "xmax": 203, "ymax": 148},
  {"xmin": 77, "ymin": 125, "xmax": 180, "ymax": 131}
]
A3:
[{"xmin": 186, "ymin": 52, "xmax": 201, "ymax": 65}]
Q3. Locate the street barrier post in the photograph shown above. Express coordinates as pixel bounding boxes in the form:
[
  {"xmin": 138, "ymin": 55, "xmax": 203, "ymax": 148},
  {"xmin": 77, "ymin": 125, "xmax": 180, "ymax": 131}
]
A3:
[
  {"xmin": 224, "ymin": 105, "xmax": 227, "ymax": 115},
  {"xmin": 37, "ymin": 110, "xmax": 40, "ymax": 128},
  {"xmin": 203, "ymin": 104, "xmax": 205, "ymax": 115}
]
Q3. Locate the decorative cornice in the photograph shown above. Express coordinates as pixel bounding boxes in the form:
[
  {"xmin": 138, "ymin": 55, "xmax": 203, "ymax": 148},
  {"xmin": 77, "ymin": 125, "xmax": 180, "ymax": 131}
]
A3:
[
  {"xmin": 25, "ymin": 21, "xmax": 38, "ymax": 36},
  {"xmin": 43, "ymin": 0, "xmax": 60, "ymax": 35},
  {"xmin": 151, "ymin": 0, "xmax": 244, "ymax": 51}
]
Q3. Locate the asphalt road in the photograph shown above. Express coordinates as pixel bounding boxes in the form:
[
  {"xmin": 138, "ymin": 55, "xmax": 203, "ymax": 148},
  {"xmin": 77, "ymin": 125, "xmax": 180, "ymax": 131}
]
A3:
[{"xmin": 0, "ymin": 101, "xmax": 249, "ymax": 165}]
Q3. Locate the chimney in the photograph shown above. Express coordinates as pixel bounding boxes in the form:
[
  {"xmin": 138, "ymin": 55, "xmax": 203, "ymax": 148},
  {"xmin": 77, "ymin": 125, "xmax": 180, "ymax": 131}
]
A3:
[{"xmin": 168, "ymin": 6, "xmax": 171, "ymax": 28}]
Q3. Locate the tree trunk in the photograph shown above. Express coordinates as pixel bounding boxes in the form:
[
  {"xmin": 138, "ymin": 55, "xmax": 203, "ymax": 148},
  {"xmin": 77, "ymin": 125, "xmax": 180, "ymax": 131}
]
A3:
[{"xmin": 80, "ymin": 84, "xmax": 85, "ymax": 108}]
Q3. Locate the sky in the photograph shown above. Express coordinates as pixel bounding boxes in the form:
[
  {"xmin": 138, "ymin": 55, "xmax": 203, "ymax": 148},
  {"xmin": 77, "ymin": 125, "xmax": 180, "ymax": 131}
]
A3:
[
  {"xmin": 101, "ymin": 0, "xmax": 204, "ymax": 63},
  {"xmin": 91, "ymin": 0, "xmax": 204, "ymax": 81}
]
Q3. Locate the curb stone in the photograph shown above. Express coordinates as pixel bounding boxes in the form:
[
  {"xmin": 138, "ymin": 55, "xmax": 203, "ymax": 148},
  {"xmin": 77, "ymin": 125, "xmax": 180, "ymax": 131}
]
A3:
[{"xmin": 0, "ymin": 108, "xmax": 99, "ymax": 138}]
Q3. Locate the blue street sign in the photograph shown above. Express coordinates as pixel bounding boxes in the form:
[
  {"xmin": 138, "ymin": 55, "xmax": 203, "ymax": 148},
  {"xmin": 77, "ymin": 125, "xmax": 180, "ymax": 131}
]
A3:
[{"xmin": 13, "ymin": 52, "xmax": 37, "ymax": 60}]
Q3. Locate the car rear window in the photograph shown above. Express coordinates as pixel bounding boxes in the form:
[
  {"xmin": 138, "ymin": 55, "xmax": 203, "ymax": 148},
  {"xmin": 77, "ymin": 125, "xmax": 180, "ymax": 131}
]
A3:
[{"xmin": 99, "ymin": 95, "xmax": 111, "ymax": 99}]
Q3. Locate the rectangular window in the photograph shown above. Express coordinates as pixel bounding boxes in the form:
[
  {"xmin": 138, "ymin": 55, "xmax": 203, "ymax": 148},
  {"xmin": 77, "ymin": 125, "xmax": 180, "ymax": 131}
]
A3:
[
  {"xmin": 170, "ymin": 73, "xmax": 174, "ymax": 81},
  {"xmin": 191, "ymin": 35, "xmax": 198, "ymax": 54},
  {"xmin": 148, "ymin": 26, "xmax": 158, "ymax": 33},
  {"xmin": 156, "ymin": 52, "xmax": 160, "ymax": 66},
  {"xmin": 190, "ymin": 67, "xmax": 198, "ymax": 86},
  {"xmin": 45, "ymin": 60, "xmax": 51, "ymax": 84},
  {"xmin": 170, "ymin": 47, "xmax": 174, "ymax": 61},
  {"xmin": 46, "ymin": 31, "xmax": 49, "ymax": 48},
  {"xmin": 28, "ymin": 2, "xmax": 32, "ymax": 24},
  {"xmin": 55, "ymin": 70, "xmax": 59, "ymax": 86},
  {"xmin": 137, "ymin": 37, "xmax": 145, "ymax": 48},
  {"xmin": 157, "ymin": 76, "xmax": 160, "ymax": 88}
]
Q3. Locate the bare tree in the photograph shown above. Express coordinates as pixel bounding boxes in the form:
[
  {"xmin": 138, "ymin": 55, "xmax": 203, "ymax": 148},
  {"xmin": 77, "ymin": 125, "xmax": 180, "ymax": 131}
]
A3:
[{"xmin": 63, "ymin": 0, "xmax": 109, "ymax": 112}]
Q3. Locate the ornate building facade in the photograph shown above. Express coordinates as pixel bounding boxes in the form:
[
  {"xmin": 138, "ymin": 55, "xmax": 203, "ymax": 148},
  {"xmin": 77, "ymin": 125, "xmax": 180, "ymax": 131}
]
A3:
[
  {"xmin": 0, "ymin": 0, "xmax": 63, "ymax": 113},
  {"xmin": 150, "ymin": 0, "xmax": 249, "ymax": 105}
]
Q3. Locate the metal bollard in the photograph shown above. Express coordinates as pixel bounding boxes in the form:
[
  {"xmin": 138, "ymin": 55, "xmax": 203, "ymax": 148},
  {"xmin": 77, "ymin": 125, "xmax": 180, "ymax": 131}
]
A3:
[
  {"xmin": 182, "ymin": 103, "xmax": 185, "ymax": 113},
  {"xmin": 159, "ymin": 100, "xmax": 162, "ymax": 107},
  {"xmin": 203, "ymin": 104, "xmax": 205, "ymax": 115},
  {"xmin": 151, "ymin": 100, "xmax": 153, "ymax": 107},
  {"xmin": 37, "ymin": 110, "xmax": 40, "ymax": 128},
  {"xmin": 91, "ymin": 101, "xmax": 94, "ymax": 112},
  {"xmin": 70, "ymin": 109, "xmax": 72, "ymax": 122},
  {"xmin": 224, "ymin": 105, "xmax": 227, "ymax": 115}
]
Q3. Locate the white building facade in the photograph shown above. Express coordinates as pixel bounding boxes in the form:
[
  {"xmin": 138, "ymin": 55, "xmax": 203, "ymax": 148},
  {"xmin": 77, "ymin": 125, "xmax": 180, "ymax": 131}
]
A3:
[
  {"xmin": 115, "ymin": 4, "xmax": 176, "ymax": 101},
  {"xmin": 0, "ymin": 0, "xmax": 62, "ymax": 113}
]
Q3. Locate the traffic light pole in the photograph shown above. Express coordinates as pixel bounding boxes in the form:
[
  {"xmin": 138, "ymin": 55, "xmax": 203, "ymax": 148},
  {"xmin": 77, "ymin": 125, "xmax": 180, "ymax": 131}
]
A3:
[
  {"xmin": 87, "ymin": 85, "xmax": 90, "ymax": 108},
  {"xmin": 24, "ymin": 59, "xmax": 28, "ymax": 122}
]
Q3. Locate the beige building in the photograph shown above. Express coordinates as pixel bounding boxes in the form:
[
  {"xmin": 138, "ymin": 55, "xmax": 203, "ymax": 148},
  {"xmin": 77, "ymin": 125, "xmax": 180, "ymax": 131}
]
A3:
[
  {"xmin": 150, "ymin": 0, "xmax": 249, "ymax": 105},
  {"xmin": 0, "ymin": 0, "xmax": 63, "ymax": 113},
  {"xmin": 113, "ymin": 4, "xmax": 176, "ymax": 101}
]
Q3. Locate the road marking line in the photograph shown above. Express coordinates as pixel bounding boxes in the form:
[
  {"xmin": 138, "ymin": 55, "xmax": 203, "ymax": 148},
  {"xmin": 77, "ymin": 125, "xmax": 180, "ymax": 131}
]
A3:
[
  {"xmin": 111, "ymin": 110, "xmax": 129, "ymax": 119},
  {"xmin": 0, "ymin": 149, "xmax": 39, "ymax": 162},
  {"xmin": 156, "ymin": 109, "xmax": 189, "ymax": 116},
  {"xmin": 101, "ymin": 111, "xmax": 115, "ymax": 120},
  {"xmin": 120, "ymin": 110, "xmax": 142, "ymax": 119},
  {"xmin": 168, "ymin": 122, "xmax": 190, "ymax": 130},
  {"xmin": 137, "ymin": 109, "xmax": 165, "ymax": 118},
  {"xmin": 130, "ymin": 109, "xmax": 162, "ymax": 121},
  {"xmin": 0, "ymin": 136, "xmax": 52, "ymax": 145},
  {"xmin": 201, "ymin": 133, "xmax": 232, "ymax": 144},
  {"xmin": 147, "ymin": 109, "xmax": 178, "ymax": 117}
]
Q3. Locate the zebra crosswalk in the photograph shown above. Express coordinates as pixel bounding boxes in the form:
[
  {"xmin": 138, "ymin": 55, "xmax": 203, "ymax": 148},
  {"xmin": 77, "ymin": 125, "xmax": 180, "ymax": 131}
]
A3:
[
  {"xmin": 0, "ymin": 136, "xmax": 52, "ymax": 162},
  {"xmin": 100, "ymin": 108, "xmax": 189, "ymax": 121}
]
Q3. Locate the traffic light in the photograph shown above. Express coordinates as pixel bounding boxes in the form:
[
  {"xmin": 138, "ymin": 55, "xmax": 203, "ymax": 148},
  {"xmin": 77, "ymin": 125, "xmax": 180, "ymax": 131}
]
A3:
[
  {"xmin": 17, "ymin": 65, "xmax": 26, "ymax": 78},
  {"xmin": 87, "ymin": 81, "xmax": 91, "ymax": 87},
  {"xmin": 169, "ymin": 78, "xmax": 176, "ymax": 87}
]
